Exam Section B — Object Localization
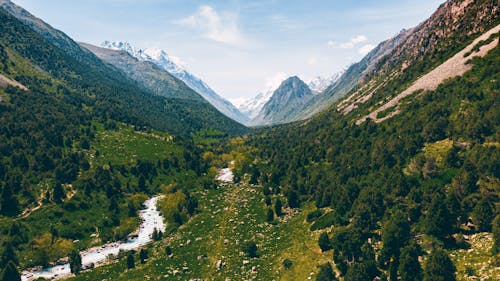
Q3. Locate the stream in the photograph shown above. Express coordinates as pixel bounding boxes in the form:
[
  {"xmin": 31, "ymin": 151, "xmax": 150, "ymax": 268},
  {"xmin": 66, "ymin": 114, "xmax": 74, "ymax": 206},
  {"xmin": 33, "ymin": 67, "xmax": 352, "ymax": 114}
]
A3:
[{"xmin": 21, "ymin": 196, "xmax": 165, "ymax": 281}]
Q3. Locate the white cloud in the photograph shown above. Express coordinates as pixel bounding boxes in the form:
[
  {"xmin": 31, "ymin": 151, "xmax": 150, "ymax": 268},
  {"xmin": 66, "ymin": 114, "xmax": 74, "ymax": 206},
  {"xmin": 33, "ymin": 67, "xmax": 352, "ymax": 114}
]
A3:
[
  {"xmin": 265, "ymin": 72, "xmax": 289, "ymax": 91},
  {"xmin": 307, "ymin": 57, "xmax": 318, "ymax": 65},
  {"xmin": 339, "ymin": 35, "xmax": 367, "ymax": 49},
  {"xmin": 228, "ymin": 97, "xmax": 247, "ymax": 107},
  {"xmin": 176, "ymin": 5, "xmax": 244, "ymax": 46},
  {"xmin": 329, "ymin": 35, "xmax": 368, "ymax": 49},
  {"xmin": 358, "ymin": 44, "xmax": 376, "ymax": 55}
]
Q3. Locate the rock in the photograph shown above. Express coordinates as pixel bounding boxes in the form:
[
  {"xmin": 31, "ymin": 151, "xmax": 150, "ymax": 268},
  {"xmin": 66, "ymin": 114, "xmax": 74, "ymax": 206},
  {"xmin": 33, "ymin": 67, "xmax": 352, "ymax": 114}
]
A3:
[
  {"xmin": 243, "ymin": 260, "xmax": 250, "ymax": 265},
  {"xmin": 182, "ymin": 267, "xmax": 189, "ymax": 273},
  {"xmin": 216, "ymin": 260, "xmax": 223, "ymax": 270}
]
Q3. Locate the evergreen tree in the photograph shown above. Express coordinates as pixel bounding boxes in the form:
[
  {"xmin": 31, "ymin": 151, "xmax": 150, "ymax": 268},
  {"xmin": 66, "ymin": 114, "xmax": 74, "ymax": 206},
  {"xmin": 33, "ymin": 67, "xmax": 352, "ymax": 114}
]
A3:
[
  {"xmin": 53, "ymin": 182, "xmax": 65, "ymax": 203},
  {"xmin": 344, "ymin": 262, "xmax": 376, "ymax": 281},
  {"xmin": 126, "ymin": 252, "xmax": 135, "ymax": 269},
  {"xmin": 492, "ymin": 214, "xmax": 500, "ymax": 254},
  {"xmin": 243, "ymin": 241, "xmax": 258, "ymax": 258},
  {"xmin": 0, "ymin": 242, "xmax": 18, "ymax": 268},
  {"xmin": 0, "ymin": 185, "xmax": 19, "ymax": 216},
  {"xmin": 318, "ymin": 232, "xmax": 332, "ymax": 252},
  {"xmin": 274, "ymin": 199, "xmax": 283, "ymax": 217},
  {"xmin": 380, "ymin": 211, "xmax": 410, "ymax": 266},
  {"xmin": 69, "ymin": 250, "xmax": 82, "ymax": 274},
  {"xmin": 139, "ymin": 248, "xmax": 148, "ymax": 264},
  {"xmin": 423, "ymin": 248, "xmax": 456, "ymax": 281},
  {"xmin": 316, "ymin": 262, "xmax": 336, "ymax": 281},
  {"xmin": 399, "ymin": 242, "xmax": 423, "ymax": 281},
  {"xmin": 165, "ymin": 246, "xmax": 172, "ymax": 256},
  {"xmin": 471, "ymin": 198, "xmax": 493, "ymax": 232},
  {"xmin": 1, "ymin": 261, "xmax": 20, "ymax": 281},
  {"xmin": 287, "ymin": 191, "xmax": 299, "ymax": 208},
  {"xmin": 266, "ymin": 208, "xmax": 274, "ymax": 223},
  {"xmin": 425, "ymin": 194, "xmax": 453, "ymax": 240}
]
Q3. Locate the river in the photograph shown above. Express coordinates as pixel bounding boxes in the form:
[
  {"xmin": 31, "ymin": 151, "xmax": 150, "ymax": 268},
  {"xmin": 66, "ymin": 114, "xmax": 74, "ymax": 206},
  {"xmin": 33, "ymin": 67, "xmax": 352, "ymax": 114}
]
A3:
[{"xmin": 21, "ymin": 196, "xmax": 165, "ymax": 281}]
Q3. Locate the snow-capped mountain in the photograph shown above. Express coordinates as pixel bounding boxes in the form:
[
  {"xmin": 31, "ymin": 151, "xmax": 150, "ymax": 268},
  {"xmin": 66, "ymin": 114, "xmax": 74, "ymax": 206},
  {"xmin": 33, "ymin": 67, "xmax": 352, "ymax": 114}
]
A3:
[
  {"xmin": 101, "ymin": 41, "xmax": 249, "ymax": 124},
  {"xmin": 307, "ymin": 72, "xmax": 343, "ymax": 94},
  {"xmin": 238, "ymin": 74, "xmax": 287, "ymax": 120}
]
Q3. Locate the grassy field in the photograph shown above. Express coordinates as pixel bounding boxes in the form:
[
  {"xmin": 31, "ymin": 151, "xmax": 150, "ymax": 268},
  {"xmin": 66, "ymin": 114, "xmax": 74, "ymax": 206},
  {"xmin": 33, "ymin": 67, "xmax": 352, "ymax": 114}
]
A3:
[{"xmin": 67, "ymin": 181, "xmax": 332, "ymax": 281}]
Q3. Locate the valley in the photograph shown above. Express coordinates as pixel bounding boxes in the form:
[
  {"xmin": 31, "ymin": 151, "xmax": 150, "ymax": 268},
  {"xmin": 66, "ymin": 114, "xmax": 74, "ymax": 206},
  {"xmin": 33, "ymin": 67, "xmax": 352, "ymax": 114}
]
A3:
[{"xmin": 0, "ymin": 0, "xmax": 498, "ymax": 281}]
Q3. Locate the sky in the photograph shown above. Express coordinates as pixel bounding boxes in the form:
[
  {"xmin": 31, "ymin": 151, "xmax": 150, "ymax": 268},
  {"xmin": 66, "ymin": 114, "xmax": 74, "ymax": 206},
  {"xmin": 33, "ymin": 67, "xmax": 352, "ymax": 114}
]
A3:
[{"xmin": 12, "ymin": 0, "xmax": 444, "ymax": 105}]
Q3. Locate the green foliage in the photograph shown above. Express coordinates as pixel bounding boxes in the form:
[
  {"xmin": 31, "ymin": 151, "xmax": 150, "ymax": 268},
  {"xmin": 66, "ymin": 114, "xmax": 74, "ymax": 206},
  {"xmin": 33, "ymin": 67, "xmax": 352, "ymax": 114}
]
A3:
[
  {"xmin": 493, "ymin": 215, "xmax": 500, "ymax": 254},
  {"xmin": 471, "ymin": 198, "xmax": 494, "ymax": 232},
  {"xmin": 266, "ymin": 208, "xmax": 274, "ymax": 223},
  {"xmin": 242, "ymin": 241, "xmax": 258, "ymax": 258},
  {"xmin": 380, "ymin": 211, "xmax": 411, "ymax": 266},
  {"xmin": 282, "ymin": 259, "xmax": 293, "ymax": 270},
  {"xmin": 310, "ymin": 211, "xmax": 345, "ymax": 231},
  {"xmin": 398, "ymin": 242, "xmax": 423, "ymax": 281},
  {"xmin": 274, "ymin": 198, "xmax": 282, "ymax": 217},
  {"xmin": 316, "ymin": 262, "xmax": 336, "ymax": 281},
  {"xmin": 425, "ymin": 194, "xmax": 454, "ymax": 240},
  {"xmin": 139, "ymin": 249, "xmax": 148, "ymax": 264},
  {"xmin": 423, "ymin": 248, "xmax": 457, "ymax": 281},
  {"xmin": 1, "ymin": 261, "xmax": 20, "ymax": 281},
  {"xmin": 344, "ymin": 261, "xmax": 378, "ymax": 281},
  {"xmin": 0, "ymin": 242, "xmax": 17, "ymax": 268},
  {"xmin": 318, "ymin": 232, "xmax": 332, "ymax": 252},
  {"xmin": 69, "ymin": 250, "xmax": 82, "ymax": 274},
  {"xmin": 126, "ymin": 251, "xmax": 135, "ymax": 269}
]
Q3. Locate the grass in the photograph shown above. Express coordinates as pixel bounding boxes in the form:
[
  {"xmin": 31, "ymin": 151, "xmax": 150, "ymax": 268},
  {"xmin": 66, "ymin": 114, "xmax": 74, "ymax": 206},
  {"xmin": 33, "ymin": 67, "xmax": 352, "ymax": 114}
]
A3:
[
  {"xmin": 67, "ymin": 182, "xmax": 332, "ymax": 281},
  {"xmin": 92, "ymin": 123, "xmax": 180, "ymax": 167},
  {"xmin": 450, "ymin": 233, "xmax": 500, "ymax": 281}
]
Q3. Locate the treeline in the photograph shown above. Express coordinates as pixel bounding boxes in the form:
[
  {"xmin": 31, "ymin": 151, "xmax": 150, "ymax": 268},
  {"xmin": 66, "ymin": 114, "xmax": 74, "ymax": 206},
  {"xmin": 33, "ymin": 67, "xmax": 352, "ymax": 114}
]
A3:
[{"xmin": 246, "ymin": 44, "xmax": 499, "ymax": 279}]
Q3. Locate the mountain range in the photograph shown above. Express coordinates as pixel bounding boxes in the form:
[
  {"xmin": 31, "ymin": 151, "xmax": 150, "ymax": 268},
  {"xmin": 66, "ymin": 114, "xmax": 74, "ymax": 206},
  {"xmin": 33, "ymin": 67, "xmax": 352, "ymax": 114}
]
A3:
[
  {"xmin": 100, "ymin": 41, "xmax": 249, "ymax": 125},
  {"xmin": 0, "ymin": 0, "xmax": 498, "ymax": 280}
]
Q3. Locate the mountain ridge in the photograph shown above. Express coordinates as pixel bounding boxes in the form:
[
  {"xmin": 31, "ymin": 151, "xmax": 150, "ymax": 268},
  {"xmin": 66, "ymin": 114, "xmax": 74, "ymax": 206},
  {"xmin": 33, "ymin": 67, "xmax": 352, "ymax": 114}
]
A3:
[{"xmin": 100, "ymin": 41, "xmax": 249, "ymax": 125}]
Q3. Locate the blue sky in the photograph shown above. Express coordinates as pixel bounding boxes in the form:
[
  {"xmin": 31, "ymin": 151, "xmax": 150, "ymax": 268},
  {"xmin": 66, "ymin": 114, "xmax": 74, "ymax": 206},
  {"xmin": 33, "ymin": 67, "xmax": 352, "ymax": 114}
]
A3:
[{"xmin": 12, "ymin": 0, "xmax": 444, "ymax": 103}]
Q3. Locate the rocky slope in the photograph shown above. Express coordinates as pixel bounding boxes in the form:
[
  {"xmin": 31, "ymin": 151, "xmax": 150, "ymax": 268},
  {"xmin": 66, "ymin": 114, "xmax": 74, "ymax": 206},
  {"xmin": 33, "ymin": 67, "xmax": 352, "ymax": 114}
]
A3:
[{"xmin": 250, "ymin": 76, "xmax": 313, "ymax": 126}]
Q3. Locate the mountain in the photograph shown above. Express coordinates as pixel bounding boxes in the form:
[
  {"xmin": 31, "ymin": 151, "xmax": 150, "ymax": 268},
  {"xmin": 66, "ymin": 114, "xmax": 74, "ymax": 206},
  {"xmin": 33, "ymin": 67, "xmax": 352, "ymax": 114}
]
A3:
[
  {"xmin": 307, "ymin": 72, "xmax": 343, "ymax": 94},
  {"xmin": 100, "ymin": 41, "xmax": 249, "ymax": 125},
  {"xmin": 0, "ymin": 1, "xmax": 247, "ymax": 136},
  {"xmin": 238, "ymin": 73, "xmax": 342, "ymax": 124},
  {"xmin": 80, "ymin": 42, "xmax": 203, "ymax": 101},
  {"xmin": 250, "ymin": 76, "xmax": 313, "ymax": 126}
]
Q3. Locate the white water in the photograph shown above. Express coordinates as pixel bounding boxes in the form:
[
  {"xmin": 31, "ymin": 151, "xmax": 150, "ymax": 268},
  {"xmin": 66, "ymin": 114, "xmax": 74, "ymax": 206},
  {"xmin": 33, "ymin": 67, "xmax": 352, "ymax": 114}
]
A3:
[
  {"xmin": 21, "ymin": 196, "xmax": 165, "ymax": 281},
  {"xmin": 216, "ymin": 168, "xmax": 234, "ymax": 182}
]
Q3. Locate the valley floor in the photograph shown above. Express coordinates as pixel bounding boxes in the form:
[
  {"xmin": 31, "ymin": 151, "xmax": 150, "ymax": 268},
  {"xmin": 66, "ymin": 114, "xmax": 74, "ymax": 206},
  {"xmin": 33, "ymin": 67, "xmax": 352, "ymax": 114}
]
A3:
[{"xmin": 66, "ymin": 181, "xmax": 331, "ymax": 281}]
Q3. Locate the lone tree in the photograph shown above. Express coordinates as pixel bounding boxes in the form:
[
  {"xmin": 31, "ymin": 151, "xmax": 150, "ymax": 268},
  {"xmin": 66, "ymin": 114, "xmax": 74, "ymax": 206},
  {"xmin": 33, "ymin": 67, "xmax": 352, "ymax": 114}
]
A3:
[
  {"xmin": 127, "ymin": 252, "xmax": 135, "ymax": 269},
  {"xmin": 139, "ymin": 248, "xmax": 148, "ymax": 264},
  {"xmin": 266, "ymin": 208, "xmax": 274, "ymax": 223},
  {"xmin": 423, "ymin": 248, "xmax": 456, "ymax": 281},
  {"xmin": 243, "ymin": 241, "xmax": 258, "ymax": 258},
  {"xmin": 274, "ymin": 199, "xmax": 283, "ymax": 217},
  {"xmin": 318, "ymin": 232, "xmax": 332, "ymax": 252},
  {"xmin": 69, "ymin": 250, "xmax": 82, "ymax": 274},
  {"xmin": 1, "ymin": 261, "xmax": 20, "ymax": 281}
]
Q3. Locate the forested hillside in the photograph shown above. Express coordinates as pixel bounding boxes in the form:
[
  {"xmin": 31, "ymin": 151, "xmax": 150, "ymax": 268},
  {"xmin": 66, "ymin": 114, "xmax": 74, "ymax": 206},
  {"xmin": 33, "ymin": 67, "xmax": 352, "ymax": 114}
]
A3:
[{"xmin": 245, "ymin": 26, "xmax": 499, "ymax": 281}]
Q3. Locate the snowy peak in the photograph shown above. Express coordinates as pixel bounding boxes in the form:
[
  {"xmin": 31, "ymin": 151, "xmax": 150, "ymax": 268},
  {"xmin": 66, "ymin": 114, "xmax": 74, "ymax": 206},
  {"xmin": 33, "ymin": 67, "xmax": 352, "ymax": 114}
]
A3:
[
  {"xmin": 100, "ymin": 41, "xmax": 248, "ymax": 124},
  {"xmin": 307, "ymin": 72, "xmax": 343, "ymax": 94},
  {"xmin": 238, "ymin": 74, "xmax": 287, "ymax": 119}
]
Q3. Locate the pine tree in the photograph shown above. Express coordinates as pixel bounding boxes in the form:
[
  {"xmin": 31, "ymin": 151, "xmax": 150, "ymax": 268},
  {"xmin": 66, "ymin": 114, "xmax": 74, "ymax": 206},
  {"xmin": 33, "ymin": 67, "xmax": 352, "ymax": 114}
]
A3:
[
  {"xmin": 399, "ymin": 242, "xmax": 422, "ymax": 281},
  {"xmin": 425, "ymin": 194, "xmax": 453, "ymax": 240},
  {"xmin": 1, "ymin": 261, "xmax": 20, "ymax": 281},
  {"xmin": 316, "ymin": 262, "xmax": 336, "ymax": 281},
  {"xmin": 492, "ymin": 214, "xmax": 500, "ymax": 254},
  {"xmin": 69, "ymin": 250, "xmax": 82, "ymax": 274},
  {"xmin": 318, "ymin": 232, "xmax": 332, "ymax": 252},
  {"xmin": 0, "ymin": 185, "xmax": 19, "ymax": 216},
  {"xmin": 266, "ymin": 208, "xmax": 274, "ymax": 223},
  {"xmin": 53, "ymin": 182, "xmax": 65, "ymax": 203},
  {"xmin": 423, "ymin": 248, "xmax": 456, "ymax": 281},
  {"xmin": 126, "ymin": 252, "xmax": 135, "ymax": 269},
  {"xmin": 274, "ymin": 199, "xmax": 283, "ymax": 217},
  {"xmin": 0, "ymin": 242, "xmax": 18, "ymax": 268},
  {"xmin": 139, "ymin": 249, "xmax": 148, "ymax": 264}
]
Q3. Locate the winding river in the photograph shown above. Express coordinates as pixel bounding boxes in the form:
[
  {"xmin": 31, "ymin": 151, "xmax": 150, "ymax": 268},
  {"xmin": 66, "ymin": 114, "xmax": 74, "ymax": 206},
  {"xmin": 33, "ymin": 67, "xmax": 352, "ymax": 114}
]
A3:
[{"xmin": 21, "ymin": 196, "xmax": 165, "ymax": 281}]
